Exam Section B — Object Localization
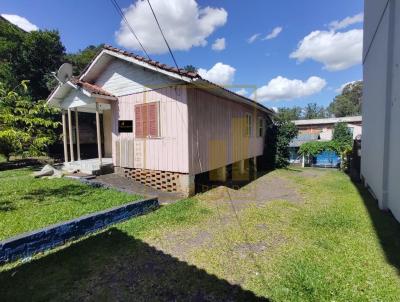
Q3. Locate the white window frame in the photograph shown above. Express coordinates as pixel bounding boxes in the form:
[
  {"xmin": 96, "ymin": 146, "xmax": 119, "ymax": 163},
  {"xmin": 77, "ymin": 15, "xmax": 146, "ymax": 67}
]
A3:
[
  {"xmin": 257, "ymin": 117, "xmax": 265, "ymax": 137},
  {"xmin": 245, "ymin": 113, "xmax": 253, "ymax": 137}
]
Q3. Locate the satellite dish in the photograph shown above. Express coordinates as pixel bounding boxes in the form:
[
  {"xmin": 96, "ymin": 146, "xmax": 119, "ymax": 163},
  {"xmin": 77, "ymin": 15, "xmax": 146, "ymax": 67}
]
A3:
[{"xmin": 56, "ymin": 63, "xmax": 73, "ymax": 83}]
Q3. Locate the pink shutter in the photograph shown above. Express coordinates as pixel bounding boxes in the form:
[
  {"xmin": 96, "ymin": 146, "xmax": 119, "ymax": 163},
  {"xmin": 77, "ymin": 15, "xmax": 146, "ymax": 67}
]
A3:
[
  {"xmin": 135, "ymin": 104, "xmax": 143, "ymax": 137},
  {"xmin": 142, "ymin": 103, "xmax": 148, "ymax": 137},
  {"xmin": 148, "ymin": 102, "xmax": 158, "ymax": 137}
]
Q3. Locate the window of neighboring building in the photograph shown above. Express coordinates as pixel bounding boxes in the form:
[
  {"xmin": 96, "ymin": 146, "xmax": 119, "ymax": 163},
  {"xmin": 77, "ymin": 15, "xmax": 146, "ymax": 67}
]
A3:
[
  {"xmin": 258, "ymin": 117, "xmax": 265, "ymax": 137},
  {"xmin": 135, "ymin": 101, "xmax": 160, "ymax": 138},
  {"xmin": 245, "ymin": 113, "xmax": 253, "ymax": 136}
]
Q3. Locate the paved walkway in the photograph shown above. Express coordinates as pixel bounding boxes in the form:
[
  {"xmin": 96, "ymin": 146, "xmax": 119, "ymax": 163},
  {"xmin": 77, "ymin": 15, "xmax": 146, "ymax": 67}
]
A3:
[{"xmin": 93, "ymin": 173, "xmax": 184, "ymax": 204}]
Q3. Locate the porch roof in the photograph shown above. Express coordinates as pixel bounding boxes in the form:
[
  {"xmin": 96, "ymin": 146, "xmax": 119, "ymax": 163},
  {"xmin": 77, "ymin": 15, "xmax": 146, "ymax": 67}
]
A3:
[{"xmin": 46, "ymin": 79, "xmax": 117, "ymax": 113}]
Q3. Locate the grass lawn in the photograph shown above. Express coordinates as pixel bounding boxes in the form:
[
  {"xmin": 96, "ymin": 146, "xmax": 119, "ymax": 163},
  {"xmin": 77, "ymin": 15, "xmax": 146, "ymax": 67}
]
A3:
[
  {"xmin": 1, "ymin": 168, "xmax": 400, "ymax": 301},
  {"xmin": 0, "ymin": 154, "xmax": 6, "ymax": 163},
  {"xmin": 0, "ymin": 168, "xmax": 142, "ymax": 241}
]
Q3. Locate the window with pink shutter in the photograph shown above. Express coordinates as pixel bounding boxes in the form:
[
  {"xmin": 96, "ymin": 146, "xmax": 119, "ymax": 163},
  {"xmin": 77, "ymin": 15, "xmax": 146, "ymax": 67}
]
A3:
[{"xmin": 135, "ymin": 102, "xmax": 159, "ymax": 138}]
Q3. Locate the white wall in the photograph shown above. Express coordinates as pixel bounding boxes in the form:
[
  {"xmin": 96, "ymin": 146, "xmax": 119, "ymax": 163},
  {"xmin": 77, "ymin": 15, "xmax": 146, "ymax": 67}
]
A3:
[
  {"xmin": 386, "ymin": 1, "xmax": 400, "ymax": 219},
  {"xmin": 362, "ymin": 0, "xmax": 400, "ymax": 221},
  {"xmin": 95, "ymin": 58, "xmax": 180, "ymax": 97}
]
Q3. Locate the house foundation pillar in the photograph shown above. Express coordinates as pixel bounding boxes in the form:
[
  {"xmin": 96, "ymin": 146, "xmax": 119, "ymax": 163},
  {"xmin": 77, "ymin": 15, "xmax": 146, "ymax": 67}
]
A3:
[
  {"xmin": 209, "ymin": 166, "xmax": 227, "ymax": 182},
  {"xmin": 178, "ymin": 174, "xmax": 195, "ymax": 197}
]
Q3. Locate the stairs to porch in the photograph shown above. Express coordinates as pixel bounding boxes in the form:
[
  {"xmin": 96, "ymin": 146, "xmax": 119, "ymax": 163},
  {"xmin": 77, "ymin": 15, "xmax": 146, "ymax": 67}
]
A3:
[{"xmin": 63, "ymin": 158, "xmax": 114, "ymax": 175}]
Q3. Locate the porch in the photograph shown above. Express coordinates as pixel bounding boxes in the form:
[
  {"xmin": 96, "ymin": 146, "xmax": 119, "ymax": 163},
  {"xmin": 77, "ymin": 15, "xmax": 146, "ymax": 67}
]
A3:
[{"xmin": 47, "ymin": 79, "xmax": 117, "ymax": 175}]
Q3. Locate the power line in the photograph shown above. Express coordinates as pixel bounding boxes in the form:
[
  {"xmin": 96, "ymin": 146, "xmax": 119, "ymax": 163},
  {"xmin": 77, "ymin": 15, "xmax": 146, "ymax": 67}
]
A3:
[
  {"xmin": 109, "ymin": 0, "xmax": 151, "ymax": 60},
  {"xmin": 146, "ymin": 0, "xmax": 181, "ymax": 73}
]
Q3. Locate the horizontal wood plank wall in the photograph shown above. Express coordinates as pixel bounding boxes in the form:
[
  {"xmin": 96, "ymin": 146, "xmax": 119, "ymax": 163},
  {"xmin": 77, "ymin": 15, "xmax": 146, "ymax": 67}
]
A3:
[
  {"xmin": 188, "ymin": 88, "xmax": 266, "ymax": 175},
  {"xmin": 112, "ymin": 86, "xmax": 189, "ymax": 173}
]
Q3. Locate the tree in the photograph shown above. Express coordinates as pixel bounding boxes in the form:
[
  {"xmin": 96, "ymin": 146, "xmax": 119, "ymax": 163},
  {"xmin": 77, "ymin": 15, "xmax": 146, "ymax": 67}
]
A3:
[
  {"xmin": 0, "ymin": 81, "xmax": 60, "ymax": 161},
  {"xmin": 332, "ymin": 122, "xmax": 353, "ymax": 148},
  {"xmin": 15, "ymin": 30, "xmax": 65, "ymax": 100},
  {"xmin": 303, "ymin": 103, "xmax": 326, "ymax": 119},
  {"xmin": 183, "ymin": 65, "xmax": 197, "ymax": 73},
  {"xmin": 65, "ymin": 44, "xmax": 103, "ymax": 76},
  {"xmin": 264, "ymin": 120, "xmax": 298, "ymax": 169},
  {"xmin": 328, "ymin": 81, "xmax": 363, "ymax": 117},
  {"xmin": 0, "ymin": 16, "xmax": 25, "ymax": 90},
  {"xmin": 0, "ymin": 22, "xmax": 66, "ymax": 101},
  {"xmin": 277, "ymin": 106, "xmax": 302, "ymax": 121}
]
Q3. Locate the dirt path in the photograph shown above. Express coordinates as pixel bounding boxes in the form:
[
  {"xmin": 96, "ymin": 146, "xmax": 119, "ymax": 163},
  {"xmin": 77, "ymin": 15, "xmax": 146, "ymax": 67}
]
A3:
[
  {"xmin": 158, "ymin": 171, "xmax": 302, "ymax": 259},
  {"xmin": 199, "ymin": 171, "xmax": 302, "ymax": 208}
]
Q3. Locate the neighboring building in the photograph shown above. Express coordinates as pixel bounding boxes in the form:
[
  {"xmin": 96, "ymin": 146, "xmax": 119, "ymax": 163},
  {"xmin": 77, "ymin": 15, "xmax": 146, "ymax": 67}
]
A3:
[
  {"xmin": 294, "ymin": 116, "xmax": 362, "ymax": 140},
  {"xmin": 47, "ymin": 45, "xmax": 274, "ymax": 196},
  {"xmin": 362, "ymin": 0, "xmax": 400, "ymax": 221},
  {"xmin": 289, "ymin": 116, "xmax": 362, "ymax": 166}
]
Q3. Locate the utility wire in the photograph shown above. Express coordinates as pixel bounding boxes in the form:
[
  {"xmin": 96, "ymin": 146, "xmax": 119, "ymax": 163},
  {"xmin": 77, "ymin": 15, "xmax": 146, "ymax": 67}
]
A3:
[
  {"xmin": 109, "ymin": 0, "xmax": 151, "ymax": 60},
  {"xmin": 146, "ymin": 0, "xmax": 181, "ymax": 73}
]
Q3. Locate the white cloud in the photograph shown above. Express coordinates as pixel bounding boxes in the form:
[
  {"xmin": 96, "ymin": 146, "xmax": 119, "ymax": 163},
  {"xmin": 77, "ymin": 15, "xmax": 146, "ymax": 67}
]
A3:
[
  {"xmin": 115, "ymin": 0, "xmax": 227, "ymax": 54},
  {"xmin": 198, "ymin": 62, "xmax": 236, "ymax": 85},
  {"xmin": 290, "ymin": 29, "xmax": 363, "ymax": 71},
  {"xmin": 247, "ymin": 33, "xmax": 260, "ymax": 44},
  {"xmin": 329, "ymin": 13, "xmax": 363, "ymax": 30},
  {"xmin": 252, "ymin": 76, "xmax": 326, "ymax": 102},
  {"xmin": 235, "ymin": 88, "xmax": 248, "ymax": 96},
  {"xmin": 211, "ymin": 37, "xmax": 225, "ymax": 51},
  {"xmin": 1, "ymin": 14, "xmax": 38, "ymax": 31},
  {"xmin": 264, "ymin": 26, "xmax": 283, "ymax": 40}
]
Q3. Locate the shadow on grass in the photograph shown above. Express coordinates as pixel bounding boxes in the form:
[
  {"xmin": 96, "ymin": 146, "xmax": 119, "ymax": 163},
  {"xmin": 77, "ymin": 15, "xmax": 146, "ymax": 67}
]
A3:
[
  {"xmin": 22, "ymin": 184, "xmax": 92, "ymax": 203},
  {"xmin": 353, "ymin": 179, "xmax": 400, "ymax": 274},
  {"xmin": 0, "ymin": 159, "xmax": 42, "ymax": 172},
  {"xmin": 0, "ymin": 228, "xmax": 269, "ymax": 301},
  {"xmin": 0, "ymin": 201, "xmax": 16, "ymax": 212}
]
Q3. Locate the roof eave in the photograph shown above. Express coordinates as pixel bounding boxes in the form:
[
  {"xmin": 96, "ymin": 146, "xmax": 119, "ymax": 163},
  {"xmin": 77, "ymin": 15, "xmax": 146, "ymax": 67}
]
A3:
[
  {"xmin": 80, "ymin": 49, "xmax": 194, "ymax": 84},
  {"xmin": 191, "ymin": 78, "xmax": 275, "ymax": 116}
]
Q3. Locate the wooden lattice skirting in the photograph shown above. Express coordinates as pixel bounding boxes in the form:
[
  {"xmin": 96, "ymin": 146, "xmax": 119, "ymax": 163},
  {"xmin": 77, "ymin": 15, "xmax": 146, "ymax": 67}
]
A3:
[{"xmin": 118, "ymin": 167, "xmax": 183, "ymax": 193}]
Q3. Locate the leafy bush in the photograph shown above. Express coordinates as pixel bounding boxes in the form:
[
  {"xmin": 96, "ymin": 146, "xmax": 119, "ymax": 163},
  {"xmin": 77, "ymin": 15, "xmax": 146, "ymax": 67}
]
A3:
[
  {"xmin": 264, "ymin": 120, "xmax": 298, "ymax": 169},
  {"xmin": 298, "ymin": 123, "xmax": 353, "ymax": 169},
  {"xmin": 0, "ymin": 81, "xmax": 60, "ymax": 161}
]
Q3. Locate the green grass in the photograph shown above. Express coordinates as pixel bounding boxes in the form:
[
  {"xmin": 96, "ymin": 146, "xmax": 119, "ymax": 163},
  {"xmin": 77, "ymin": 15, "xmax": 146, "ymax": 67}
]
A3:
[
  {"xmin": 0, "ymin": 154, "xmax": 6, "ymax": 163},
  {"xmin": 1, "ymin": 168, "xmax": 400, "ymax": 301},
  {"xmin": 0, "ymin": 168, "xmax": 142, "ymax": 240}
]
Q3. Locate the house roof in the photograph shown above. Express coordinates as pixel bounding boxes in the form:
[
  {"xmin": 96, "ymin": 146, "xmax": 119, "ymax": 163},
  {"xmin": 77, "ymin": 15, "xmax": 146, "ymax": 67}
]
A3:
[
  {"xmin": 293, "ymin": 116, "xmax": 362, "ymax": 126},
  {"xmin": 78, "ymin": 45, "xmax": 275, "ymax": 116},
  {"xmin": 101, "ymin": 45, "xmax": 199, "ymax": 78},
  {"xmin": 289, "ymin": 133, "xmax": 321, "ymax": 147},
  {"xmin": 71, "ymin": 79, "xmax": 115, "ymax": 97}
]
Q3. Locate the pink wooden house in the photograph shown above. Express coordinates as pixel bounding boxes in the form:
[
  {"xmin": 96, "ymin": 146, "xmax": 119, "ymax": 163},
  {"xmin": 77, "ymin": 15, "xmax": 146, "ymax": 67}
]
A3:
[{"xmin": 47, "ymin": 45, "xmax": 274, "ymax": 196}]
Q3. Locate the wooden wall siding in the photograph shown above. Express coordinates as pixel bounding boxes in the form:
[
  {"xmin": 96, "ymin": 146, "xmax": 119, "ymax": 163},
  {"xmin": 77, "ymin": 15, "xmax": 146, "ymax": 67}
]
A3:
[
  {"xmin": 187, "ymin": 88, "xmax": 266, "ymax": 175},
  {"xmin": 95, "ymin": 58, "xmax": 180, "ymax": 97},
  {"xmin": 111, "ymin": 86, "xmax": 189, "ymax": 173}
]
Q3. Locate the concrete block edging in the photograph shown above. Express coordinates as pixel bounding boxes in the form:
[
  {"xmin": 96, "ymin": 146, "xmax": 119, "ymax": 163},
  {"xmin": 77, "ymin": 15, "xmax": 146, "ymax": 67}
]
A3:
[{"xmin": 0, "ymin": 197, "xmax": 159, "ymax": 264}]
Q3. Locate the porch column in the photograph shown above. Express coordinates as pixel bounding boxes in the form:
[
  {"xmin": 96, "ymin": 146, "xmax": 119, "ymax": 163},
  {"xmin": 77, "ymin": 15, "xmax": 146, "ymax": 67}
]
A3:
[
  {"xmin": 74, "ymin": 108, "xmax": 81, "ymax": 161},
  {"xmin": 61, "ymin": 111, "xmax": 68, "ymax": 162},
  {"xmin": 67, "ymin": 108, "xmax": 74, "ymax": 162},
  {"xmin": 96, "ymin": 103, "xmax": 102, "ymax": 165}
]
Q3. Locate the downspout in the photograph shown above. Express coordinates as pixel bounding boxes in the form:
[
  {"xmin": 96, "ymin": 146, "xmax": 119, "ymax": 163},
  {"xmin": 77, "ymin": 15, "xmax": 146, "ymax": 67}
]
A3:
[{"xmin": 381, "ymin": 0, "xmax": 395, "ymax": 210}]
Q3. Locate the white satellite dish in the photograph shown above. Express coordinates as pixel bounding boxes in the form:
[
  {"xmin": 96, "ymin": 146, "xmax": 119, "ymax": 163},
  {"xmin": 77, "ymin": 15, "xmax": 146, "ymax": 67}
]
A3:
[{"xmin": 56, "ymin": 63, "xmax": 73, "ymax": 83}]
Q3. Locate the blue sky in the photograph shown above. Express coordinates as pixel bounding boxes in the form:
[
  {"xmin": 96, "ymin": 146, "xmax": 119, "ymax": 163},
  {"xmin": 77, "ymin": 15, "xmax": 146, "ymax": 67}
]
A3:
[{"xmin": 1, "ymin": 0, "xmax": 363, "ymax": 109}]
